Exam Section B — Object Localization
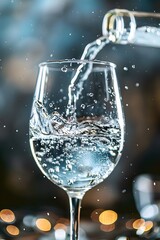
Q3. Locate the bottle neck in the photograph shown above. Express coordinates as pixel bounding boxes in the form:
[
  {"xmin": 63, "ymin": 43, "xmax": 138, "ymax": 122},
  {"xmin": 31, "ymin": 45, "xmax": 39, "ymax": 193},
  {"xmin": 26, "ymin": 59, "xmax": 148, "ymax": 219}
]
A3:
[
  {"xmin": 102, "ymin": 9, "xmax": 160, "ymax": 46},
  {"xmin": 102, "ymin": 9, "xmax": 136, "ymax": 44}
]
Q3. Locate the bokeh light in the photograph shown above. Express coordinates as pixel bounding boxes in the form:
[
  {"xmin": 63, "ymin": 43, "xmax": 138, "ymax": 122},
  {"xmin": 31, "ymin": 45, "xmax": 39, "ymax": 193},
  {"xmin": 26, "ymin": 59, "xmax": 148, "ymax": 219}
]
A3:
[
  {"xmin": 144, "ymin": 221, "xmax": 153, "ymax": 232},
  {"xmin": 0, "ymin": 209, "xmax": 15, "ymax": 223},
  {"xmin": 99, "ymin": 210, "xmax": 118, "ymax": 225},
  {"xmin": 100, "ymin": 223, "xmax": 115, "ymax": 232},
  {"xmin": 54, "ymin": 223, "xmax": 67, "ymax": 231},
  {"xmin": 6, "ymin": 225, "xmax": 19, "ymax": 236},
  {"xmin": 35, "ymin": 218, "xmax": 52, "ymax": 232},
  {"xmin": 125, "ymin": 219, "xmax": 135, "ymax": 230},
  {"xmin": 132, "ymin": 218, "xmax": 145, "ymax": 229},
  {"xmin": 90, "ymin": 209, "xmax": 104, "ymax": 222},
  {"xmin": 132, "ymin": 218, "xmax": 153, "ymax": 234},
  {"xmin": 55, "ymin": 228, "xmax": 66, "ymax": 240}
]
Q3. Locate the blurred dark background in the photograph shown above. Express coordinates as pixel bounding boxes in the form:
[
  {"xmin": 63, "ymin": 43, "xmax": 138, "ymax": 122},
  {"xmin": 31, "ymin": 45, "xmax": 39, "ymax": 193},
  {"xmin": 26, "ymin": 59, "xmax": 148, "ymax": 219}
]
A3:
[{"xmin": 0, "ymin": 0, "xmax": 160, "ymax": 239}]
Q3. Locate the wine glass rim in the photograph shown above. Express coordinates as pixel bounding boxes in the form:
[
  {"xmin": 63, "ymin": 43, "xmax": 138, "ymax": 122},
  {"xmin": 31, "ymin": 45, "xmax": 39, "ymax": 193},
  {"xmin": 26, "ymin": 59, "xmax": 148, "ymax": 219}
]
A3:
[{"xmin": 39, "ymin": 59, "xmax": 116, "ymax": 68}]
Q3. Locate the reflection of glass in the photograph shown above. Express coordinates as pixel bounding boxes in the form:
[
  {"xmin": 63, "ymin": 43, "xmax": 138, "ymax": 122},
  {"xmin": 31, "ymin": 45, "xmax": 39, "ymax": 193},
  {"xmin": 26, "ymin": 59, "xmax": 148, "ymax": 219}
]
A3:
[
  {"xmin": 29, "ymin": 59, "xmax": 125, "ymax": 240},
  {"xmin": 133, "ymin": 174, "xmax": 160, "ymax": 238},
  {"xmin": 102, "ymin": 9, "xmax": 160, "ymax": 47}
]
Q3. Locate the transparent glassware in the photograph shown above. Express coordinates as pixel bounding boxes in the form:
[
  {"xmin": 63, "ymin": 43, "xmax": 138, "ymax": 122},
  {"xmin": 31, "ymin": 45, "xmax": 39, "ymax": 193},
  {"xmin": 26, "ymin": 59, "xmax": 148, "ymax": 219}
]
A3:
[
  {"xmin": 29, "ymin": 59, "xmax": 125, "ymax": 240},
  {"xmin": 102, "ymin": 9, "xmax": 160, "ymax": 47}
]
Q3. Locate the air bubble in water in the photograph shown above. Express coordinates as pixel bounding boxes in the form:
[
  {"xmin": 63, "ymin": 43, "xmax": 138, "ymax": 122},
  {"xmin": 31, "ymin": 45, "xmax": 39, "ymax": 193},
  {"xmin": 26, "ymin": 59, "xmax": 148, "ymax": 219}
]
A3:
[
  {"xmin": 135, "ymin": 83, "xmax": 140, "ymax": 87},
  {"xmin": 132, "ymin": 65, "xmax": 136, "ymax": 69},
  {"xmin": 125, "ymin": 86, "xmax": 128, "ymax": 90}
]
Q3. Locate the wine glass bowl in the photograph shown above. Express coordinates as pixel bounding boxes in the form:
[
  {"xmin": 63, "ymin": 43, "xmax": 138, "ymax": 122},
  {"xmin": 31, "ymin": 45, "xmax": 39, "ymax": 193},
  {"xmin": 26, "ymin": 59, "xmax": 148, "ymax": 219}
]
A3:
[{"xmin": 29, "ymin": 59, "xmax": 125, "ymax": 239}]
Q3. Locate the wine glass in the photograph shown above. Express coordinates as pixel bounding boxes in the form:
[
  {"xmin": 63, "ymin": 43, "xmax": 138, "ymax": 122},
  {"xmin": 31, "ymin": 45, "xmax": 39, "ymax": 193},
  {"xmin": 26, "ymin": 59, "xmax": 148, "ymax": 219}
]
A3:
[{"xmin": 29, "ymin": 59, "xmax": 125, "ymax": 240}]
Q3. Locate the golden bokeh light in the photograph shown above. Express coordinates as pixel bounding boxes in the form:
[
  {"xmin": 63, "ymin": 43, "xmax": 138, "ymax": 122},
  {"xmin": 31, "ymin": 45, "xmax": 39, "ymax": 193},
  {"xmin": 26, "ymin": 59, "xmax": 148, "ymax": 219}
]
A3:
[
  {"xmin": 54, "ymin": 223, "xmax": 67, "ymax": 231},
  {"xmin": 91, "ymin": 209, "xmax": 104, "ymax": 223},
  {"xmin": 144, "ymin": 221, "xmax": 153, "ymax": 232},
  {"xmin": 100, "ymin": 223, "xmax": 115, "ymax": 232},
  {"xmin": 125, "ymin": 219, "xmax": 135, "ymax": 229},
  {"xmin": 133, "ymin": 218, "xmax": 145, "ymax": 229},
  {"xmin": 99, "ymin": 210, "xmax": 118, "ymax": 225},
  {"xmin": 6, "ymin": 225, "xmax": 20, "ymax": 236},
  {"xmin": 56, "ymin": 218, "xmax": 70, "ymax": 226},
  {"xmin": 0, "ymin": 209, "xmax": 15, "ymax": 223},
  {"xmin": 36, "ymin": 218, "xmax": 51, "ymax": 232}
]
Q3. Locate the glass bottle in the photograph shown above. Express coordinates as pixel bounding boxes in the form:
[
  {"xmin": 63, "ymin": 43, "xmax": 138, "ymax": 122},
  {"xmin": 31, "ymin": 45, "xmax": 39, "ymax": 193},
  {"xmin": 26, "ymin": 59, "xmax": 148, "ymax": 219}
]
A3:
[{"xmin": 102, "ymin": 9, "xmax": 160, "ymax": 47}]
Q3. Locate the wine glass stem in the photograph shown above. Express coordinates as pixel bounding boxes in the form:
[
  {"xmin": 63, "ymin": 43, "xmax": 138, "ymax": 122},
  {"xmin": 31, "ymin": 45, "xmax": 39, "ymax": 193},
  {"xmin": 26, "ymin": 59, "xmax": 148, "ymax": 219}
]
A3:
[{"xmin": 68, "ymin": 195, "xmax": 83, "ymax": 240}]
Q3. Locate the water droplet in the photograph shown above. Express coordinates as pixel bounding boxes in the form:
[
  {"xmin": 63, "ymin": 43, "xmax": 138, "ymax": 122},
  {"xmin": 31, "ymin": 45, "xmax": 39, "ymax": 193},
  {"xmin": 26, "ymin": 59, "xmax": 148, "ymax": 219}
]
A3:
[
  {"xmin": 87, "ymin": 92, "xmax": 94, "ymax": 97},
  {"xmin": 16, "ymin": 129, "xmax": 19, "ymax": 133},
  {"xmin": 48, "ymin": 168, "xmax": 54, "ymax": 174},
  {"xmin": 81, "ymin": 104, "xmax": 85, "ymax": 109},
  {"xmin": 55, "ymin": 166, "xmax": 60, "ymax": 172},
  {"xmin": 61, "ymin": 67, "xmax": 68, "ymax": 72},
  {"xmin": 42, "ymin": 163, "xmax": 47, "ymax": 168},
  {"xmin": 49, "ymin": 103, "xmax": 53, "ymax": 107},
  {"xmin": 153, "ymin": 182, "xmax": 156, "ymax": 186},
  {"xmin": 132, "ymin": 65, "xmax": 136, "ymax": 69},
  {"xmin": 125, "ymin": 86, "xmax": 129, "ymax": 90},
  {"xmin": 135, "ymin": 83, "xmax": 140, "ymax": 87},
  {"xmin": 122, "ymin": 189, "xmax": 126, "ymax": 193},
  {"xmin": 123, "ymin": 67, "xmax": 128, "ymax": 71}
]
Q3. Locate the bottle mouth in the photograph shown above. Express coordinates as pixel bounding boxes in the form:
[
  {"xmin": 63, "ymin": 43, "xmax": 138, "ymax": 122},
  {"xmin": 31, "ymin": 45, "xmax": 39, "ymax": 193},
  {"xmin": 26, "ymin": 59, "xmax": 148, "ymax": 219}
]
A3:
[{"xmin": 102, "ymin": 8, "xmax": 136, "ymax": 43}]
